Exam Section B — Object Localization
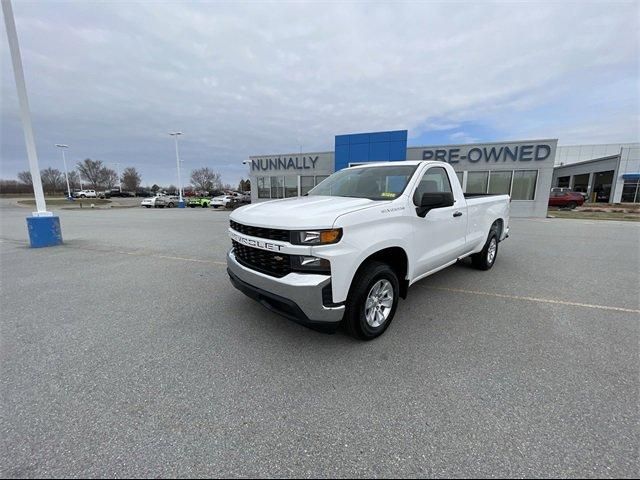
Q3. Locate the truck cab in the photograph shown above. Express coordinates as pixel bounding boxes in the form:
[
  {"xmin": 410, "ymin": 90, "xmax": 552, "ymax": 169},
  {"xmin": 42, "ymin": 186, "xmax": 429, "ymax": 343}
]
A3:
[{"xmin": 227, "ymin": 161, "xmax": 510, "ymax": 339}]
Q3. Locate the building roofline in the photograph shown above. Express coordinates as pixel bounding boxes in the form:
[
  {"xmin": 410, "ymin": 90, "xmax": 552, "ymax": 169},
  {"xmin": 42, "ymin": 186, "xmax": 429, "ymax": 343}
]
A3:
[
  {"xmin": 554, "ymin": 154, "xmax": 621, "ymax": 169},
  {"xmin": 407, "ymin": 139, "xmax": 559, "ymax": 149},
  {"xmin": 249, "ymin": 151, "xmax": 333, "ymax": 159}
]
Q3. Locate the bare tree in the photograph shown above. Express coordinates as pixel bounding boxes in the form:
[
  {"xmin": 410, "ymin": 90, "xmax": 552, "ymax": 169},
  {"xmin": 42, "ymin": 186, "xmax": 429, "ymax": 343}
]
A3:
[
  {"xmin": 190, "ymin": 167, "xmax": 221, "ymax": 192},
  {"xmin": 67, "ymin": 170, "xmax": 80, "ymax": 190},
  {"xmin": 77, "ymin": 159, "xmax": 104, "ymax": 189},
  {"xmin": 17, "ymin": 170, "xmax": 32, "ymax": 185},
  {"xmin": 102, "ymin": 168, "xmax": 119, "ymax": 189},
  {"xmin": 121, "ymin": 167, "xmax": 141, "ymax": 191},
  {"xmin": 40, "ymin": 167, "xmax": 64, "ymax": 194}
]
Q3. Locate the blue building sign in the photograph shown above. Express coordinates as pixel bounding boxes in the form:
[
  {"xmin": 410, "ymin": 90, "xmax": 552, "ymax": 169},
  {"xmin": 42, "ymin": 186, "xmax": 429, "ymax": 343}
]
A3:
[{"xmin": 335, "ymin": 130, "xmax": 407, "ymax": 171}]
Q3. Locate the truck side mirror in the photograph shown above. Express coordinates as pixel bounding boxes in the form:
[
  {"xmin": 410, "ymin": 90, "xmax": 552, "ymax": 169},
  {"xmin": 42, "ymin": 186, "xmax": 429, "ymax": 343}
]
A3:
[{"xmin": 416, "ymin": 192, "xmax": 454, "ymax": 217}]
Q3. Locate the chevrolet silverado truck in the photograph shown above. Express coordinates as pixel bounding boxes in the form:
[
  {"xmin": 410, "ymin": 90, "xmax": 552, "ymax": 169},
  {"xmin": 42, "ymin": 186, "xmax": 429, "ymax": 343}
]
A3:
[{"xmin": 227, "ymin": 161, "xmax": 510, "ymax": 340}]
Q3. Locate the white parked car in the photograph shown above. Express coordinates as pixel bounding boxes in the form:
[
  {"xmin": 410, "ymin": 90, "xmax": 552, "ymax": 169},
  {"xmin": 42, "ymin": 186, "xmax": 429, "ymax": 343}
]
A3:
[
  {"xmin": 141, "ymin": 195, "xmax": 180, "ymax": 208},
  {"xmin": 227, "ymin": 160, "xmax": 510, "ymax": 340},
  {"xmin": 210, "ymin": 195, "xmax": 234, "ymax": 209},
  {"xmin": 75, "ymin": 189, "xmax": 96, "ymax": 198}
]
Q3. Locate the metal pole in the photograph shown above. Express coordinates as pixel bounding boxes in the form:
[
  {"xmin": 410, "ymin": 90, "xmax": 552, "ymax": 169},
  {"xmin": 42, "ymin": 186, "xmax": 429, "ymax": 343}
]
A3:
[
  {"xmin": 175, "ymin": 136, "xmax": 182, "ymax": 202},
  {"xmin": 61, "ymin": 148, "xmax": 71, "ymax": 198},
  {"xmin": 3, "ymin": 0, "xmax": 48, "ymax": 215},
  {"xmin": 114, "ymin": 162, "xmax": 121, "ymax": 192},
  {"xmin": 169, "ymin": 132, "xmax": 184, "ymax": 206}
]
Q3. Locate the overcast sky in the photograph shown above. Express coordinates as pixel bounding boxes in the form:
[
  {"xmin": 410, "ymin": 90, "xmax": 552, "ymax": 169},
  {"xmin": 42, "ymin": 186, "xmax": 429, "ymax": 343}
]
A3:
[{"xmin": 1, "ymin": 0, "xmax": 639, "ymax": 187}]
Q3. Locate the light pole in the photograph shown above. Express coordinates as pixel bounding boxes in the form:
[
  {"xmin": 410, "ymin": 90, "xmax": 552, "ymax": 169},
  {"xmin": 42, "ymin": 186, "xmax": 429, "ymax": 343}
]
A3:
[
  {"xmin": 4, "ymin": 0, "xmax": 62, "ymax": 247},
  {"xmin": 168, "ymin": 131, "xmax": 185, "ymax": 207},
  {"xmin": 111, "ymin": 162, "xmax": 121, "ymax": 192},
  {"xmin": 55, "ymin": 144, "xmax": 72, "ymax": 199}
]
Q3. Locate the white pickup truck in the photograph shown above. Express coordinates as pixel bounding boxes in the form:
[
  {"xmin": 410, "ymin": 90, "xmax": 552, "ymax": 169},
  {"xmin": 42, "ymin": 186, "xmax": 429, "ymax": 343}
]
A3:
[{"xmin": 227, "ymin": 161, "xmax": 510, "ymax": 339}]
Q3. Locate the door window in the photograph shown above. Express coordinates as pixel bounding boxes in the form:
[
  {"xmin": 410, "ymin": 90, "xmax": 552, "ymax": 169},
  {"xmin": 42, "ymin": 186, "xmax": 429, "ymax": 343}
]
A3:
[{"xmin": 413, "ymin": 167, "xmax": 452, "ymax": 205}]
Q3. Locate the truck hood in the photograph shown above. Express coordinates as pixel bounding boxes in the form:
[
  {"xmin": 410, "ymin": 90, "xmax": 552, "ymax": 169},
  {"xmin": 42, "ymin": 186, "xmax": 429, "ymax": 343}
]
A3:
[{"xmin": 231, "ymin": 196, "xmax": 380, "ymax": 229}]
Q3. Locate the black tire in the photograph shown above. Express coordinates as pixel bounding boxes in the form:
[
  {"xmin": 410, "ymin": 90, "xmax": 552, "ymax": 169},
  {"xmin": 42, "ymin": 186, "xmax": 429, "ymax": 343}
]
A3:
[
  {"xmin": 80, "ymin": 194, "xmax": 86, "ymax": 198},
  {"xmin": 213, "ymin": 205, "xmax": 219, "ymax": 209},
  {"xmin": 343, "ymin": 261, "xmax": 400, "ymax": 340},
  {"xmin": 471, "ymin": 227, "xmax": 499, "ymax": 270},
  {"xmin": 145, "ymin": 206, "xmax": 151, "ymax": 208},
  {"xmin": 168, "ymin": 202, "xmax": 174, "ymax": 208},
  {"xmin": 202, "ymin": 203, "xmax": 207, "ymax": 208},
  {"xmin": 566, "ymin": 201, "xmax": 577, "ymax": 210}
]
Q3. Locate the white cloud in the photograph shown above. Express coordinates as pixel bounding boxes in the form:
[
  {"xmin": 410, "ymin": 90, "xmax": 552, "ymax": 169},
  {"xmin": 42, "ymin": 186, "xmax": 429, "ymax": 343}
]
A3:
[{"xmin": 1, "ymin": 0, "xmax": 638, "ymax": 185}]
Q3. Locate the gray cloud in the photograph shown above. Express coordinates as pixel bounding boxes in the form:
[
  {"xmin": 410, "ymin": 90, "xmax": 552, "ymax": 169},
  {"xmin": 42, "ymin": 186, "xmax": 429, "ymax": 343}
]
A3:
[{"xmin": 2, "ymin": 0, "xmax": 638, "ymax": 186}]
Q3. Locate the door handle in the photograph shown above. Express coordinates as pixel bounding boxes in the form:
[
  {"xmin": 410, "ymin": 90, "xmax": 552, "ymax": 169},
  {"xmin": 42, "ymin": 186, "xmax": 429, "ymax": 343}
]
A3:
[{"xmin": 453, "ymin": 211, "xmax": 463, "ymax": 217}]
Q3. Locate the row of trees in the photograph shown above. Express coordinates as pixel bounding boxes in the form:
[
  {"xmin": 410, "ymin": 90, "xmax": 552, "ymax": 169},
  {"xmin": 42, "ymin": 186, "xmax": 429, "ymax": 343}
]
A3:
[
  {"xmin": 188, "ymin": 168, "xmax": 250, "ymax": 193},
  {"xmin": 14, "ymin": 159, "xmax": 142, "ymax": 194},
  {"xmin": 4, "ymin": 161, "xmax": 249, "ymax": 196}
]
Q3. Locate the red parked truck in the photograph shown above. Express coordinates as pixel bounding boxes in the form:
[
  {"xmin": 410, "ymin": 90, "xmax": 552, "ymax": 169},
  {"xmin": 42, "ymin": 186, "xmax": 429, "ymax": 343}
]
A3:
[{"xmin": 548, "ymin": 190, "xmax": 585, "ymax": 209}]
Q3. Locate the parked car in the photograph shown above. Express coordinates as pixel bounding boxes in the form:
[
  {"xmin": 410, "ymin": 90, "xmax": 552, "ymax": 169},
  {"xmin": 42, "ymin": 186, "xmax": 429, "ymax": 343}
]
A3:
[
  {"xmin": 551, "ymin": 187, "xmax": 588, "ymax": 201},
  {"xmin": 210, "ymin": 194, "xmax": 234, "ymax": 209},
  {"xmin": 136, "ymin": 189, "xmax": 153, "ymax": 197},
  {"xmin": 75, "ymin": 189, "xmax": 96, "ymax": 198},
  {"xmin": 141, "ymin": 194, "xmax": 180, "ymax": 208},
  {"xmin": 154, "ymin": 195, "xmax": 180, "ymax": 208},
  {"xmin": 187, "ymin": 197, "xmax": 211, "ymax": 208},
  {"xmin": 548, "ymin": 190, "xmax": 585, "ymax": 209},
  {"xmin": 227, "ymin": 160, "xmax": 510, "ymax": 340}
]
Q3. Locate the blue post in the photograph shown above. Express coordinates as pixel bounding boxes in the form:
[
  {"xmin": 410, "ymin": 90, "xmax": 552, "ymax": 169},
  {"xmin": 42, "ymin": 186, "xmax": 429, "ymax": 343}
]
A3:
[
  {"xmin": 26, "ymin": 215, "xmax": 63, "ymax": 248},
  {"xmin": 178, "ymin": 200, "xmax": 186, "ymax": 208}
]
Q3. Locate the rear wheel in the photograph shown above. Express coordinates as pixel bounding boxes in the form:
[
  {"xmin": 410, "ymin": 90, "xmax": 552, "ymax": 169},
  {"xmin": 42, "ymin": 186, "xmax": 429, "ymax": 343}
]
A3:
[
  {"xmin": 168, "ymin": 202, "xmax": 174, "ymax": 208},
  {"xmin": 566, "ymin": 201, "xmax": 577, "ymax": 209},
  {"xmin": 343, "ymin": 261, "xmax": 399, "ymax": 340},
  {"xmin": 472, "ymin": 228, "xmax": 499, "ymax": 270},
  {"xmin": 202, "ymin": 203, "xmax": 207, "ymax": 208}
]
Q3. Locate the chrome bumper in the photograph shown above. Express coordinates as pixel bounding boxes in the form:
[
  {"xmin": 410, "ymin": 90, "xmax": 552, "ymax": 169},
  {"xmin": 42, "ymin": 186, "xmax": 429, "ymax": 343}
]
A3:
[{"xmin": 227, "ymin": 249, "xmax": 345, "ymax": 324}]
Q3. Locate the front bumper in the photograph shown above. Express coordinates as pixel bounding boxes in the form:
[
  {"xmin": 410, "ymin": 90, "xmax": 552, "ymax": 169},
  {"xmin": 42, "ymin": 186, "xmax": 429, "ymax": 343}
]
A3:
[{"xmin": 227, "ymin": 249, "xmax": 345, "ymax": 327}]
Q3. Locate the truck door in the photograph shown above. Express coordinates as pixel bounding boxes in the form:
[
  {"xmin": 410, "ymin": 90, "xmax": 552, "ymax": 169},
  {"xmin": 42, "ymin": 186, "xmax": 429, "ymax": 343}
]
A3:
[{"xmin": 411, "ymin": 166, "xmax": 467, "ymax": 277}]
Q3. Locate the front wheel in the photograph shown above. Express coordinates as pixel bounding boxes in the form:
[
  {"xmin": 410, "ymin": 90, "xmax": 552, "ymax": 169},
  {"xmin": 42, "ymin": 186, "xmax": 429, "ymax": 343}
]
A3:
[
  {"xmin": 343, "ymin": 261, "xmax": 399, "ymax": 340},
  {"xmin": 472, "ymin": 229, "xmax": 499, "ymax": 270},
  {"xmin": 566, "ymin": 201, "xmax": 577, "ymax": 209},
  {"xmin": 168, "ymin": 202, "xmax": 174, "ymax": 208}
]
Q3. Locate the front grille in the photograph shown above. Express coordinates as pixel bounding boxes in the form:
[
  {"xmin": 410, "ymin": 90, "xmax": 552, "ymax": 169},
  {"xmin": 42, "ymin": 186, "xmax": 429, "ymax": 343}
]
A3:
[
  {"xmin": 232, "ymin": 241, "xmax": 292, "ymax": 278},
  {"xmin": 230, "ymin": 220, "xmax": 290, "ymax": 242}
]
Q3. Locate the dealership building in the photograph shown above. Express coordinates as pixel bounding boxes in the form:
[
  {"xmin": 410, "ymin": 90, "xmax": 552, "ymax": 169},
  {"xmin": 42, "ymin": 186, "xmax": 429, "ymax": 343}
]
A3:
[{"xmin": 247, "ymin": 130, "xmax": 639, "ymax": 217}]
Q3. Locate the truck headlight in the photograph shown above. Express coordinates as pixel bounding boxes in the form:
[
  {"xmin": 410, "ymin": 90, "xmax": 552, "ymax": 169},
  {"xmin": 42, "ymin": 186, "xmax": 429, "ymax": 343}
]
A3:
[
  {"xmin": 292, "ymin": 228, "xmax": 342, "ymax": 245},
  {"xmin": 291, "ymin": 255, "xmax": 331, "ymax": 273}
]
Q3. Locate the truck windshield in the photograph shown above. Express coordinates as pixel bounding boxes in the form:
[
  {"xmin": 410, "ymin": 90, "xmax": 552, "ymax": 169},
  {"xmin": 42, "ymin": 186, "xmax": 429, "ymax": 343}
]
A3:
[{"xmin": 308, "ymin": 165, "xmax": 417, "ymax": 200}]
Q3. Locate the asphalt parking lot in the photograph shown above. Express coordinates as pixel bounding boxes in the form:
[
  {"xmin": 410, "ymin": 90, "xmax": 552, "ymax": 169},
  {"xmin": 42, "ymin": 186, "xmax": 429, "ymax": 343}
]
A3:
[{"xmin": 1, "ymin": 198, "xmax": 638, "ymax": 478}]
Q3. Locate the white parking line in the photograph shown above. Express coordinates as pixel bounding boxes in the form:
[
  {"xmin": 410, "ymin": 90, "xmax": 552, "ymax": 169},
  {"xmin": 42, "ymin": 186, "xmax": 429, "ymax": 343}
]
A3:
[{"xmin": 424, "ymin": 286, "xmax": 640, "ymax": 314}]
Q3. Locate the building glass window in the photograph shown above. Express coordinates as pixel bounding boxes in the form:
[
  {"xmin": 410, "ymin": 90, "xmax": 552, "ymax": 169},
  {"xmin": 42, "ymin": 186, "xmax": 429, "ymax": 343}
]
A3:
[
  {"xmin": 258, "ymin": 177, "xmax": 271, "ymax": 199},
  {"xmin": 284, "ymin": 176, "xmax": 298, "ymax": 198},
  {"xmin": 511, "ymin": 170, "xmax": 538, "ymax": 200},
  {"xmin": 466, "ymin": 171, "xmax": 489, "ymax": 194},
  {"xmin": 315, "ymin": 175, "xmax": 329, "ymax": 186},
  {"xmin": 270, "ymin": 176, "xmax": 284, "ymax": 198},
  {"xmin": 456, "ymin": 171, "xmax": 464, "ymax": 188},
  {"xmin": 488, "ymin": 171, "xmax": 512, "ymax": 195},
  {"xmin": 621, "ymin": 179, "xmax": 640, "ymax": 203},
  {"xmin": 557, "ymin": 176, "xmax": 570, "ymax": 188},
  {"xmin": 300, "ymin": 176, "xmax": 315, "ymax": 195}
]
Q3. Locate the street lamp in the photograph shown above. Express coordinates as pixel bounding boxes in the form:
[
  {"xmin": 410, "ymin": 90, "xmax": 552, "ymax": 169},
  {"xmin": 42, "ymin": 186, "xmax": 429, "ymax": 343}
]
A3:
[
  {"xmin": 110, "ymin": 162, "xmax": 121, "ymax": 192},
  {"xmin": 55, "ymin": 144, "xmax": 72, "ymax": 199},
  {"xmin": 168, "ymin": 131, "xmax": 185, "ymax": 208}
]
